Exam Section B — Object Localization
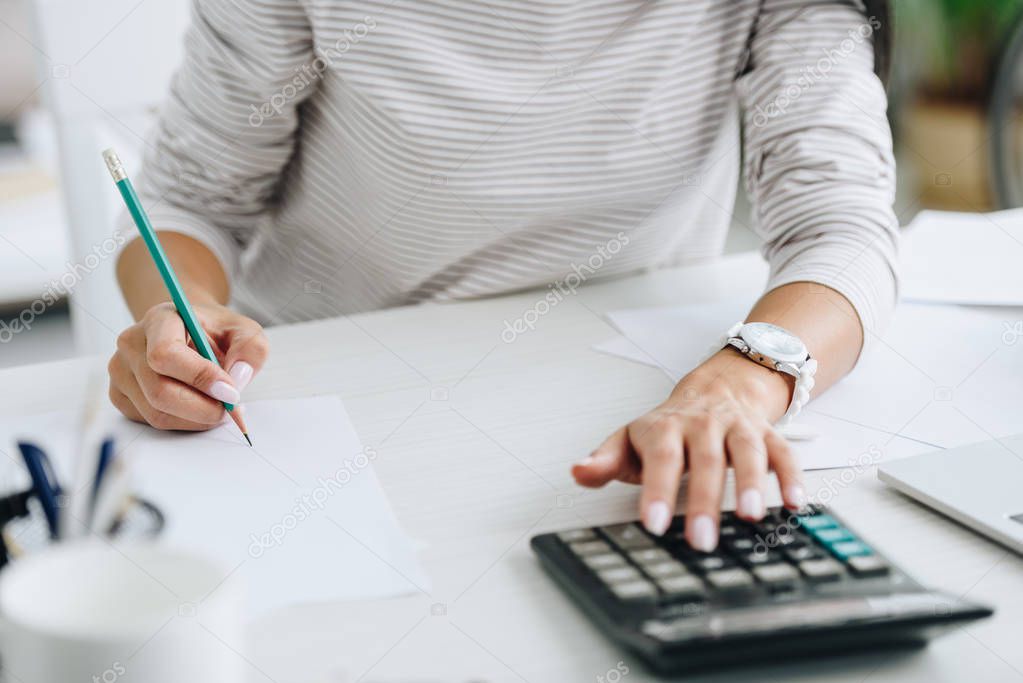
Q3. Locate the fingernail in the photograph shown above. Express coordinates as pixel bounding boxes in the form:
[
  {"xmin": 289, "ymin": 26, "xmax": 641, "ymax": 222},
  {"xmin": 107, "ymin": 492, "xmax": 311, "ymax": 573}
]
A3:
[
  {"xmin": 229, "ymin": 361, "xmax": 254, "ymax": 391},
  {"xmin": 689, "ymin": 515, "xmax": 717, "ymax": 552},
  {"xmin": 576, "ymin": 455, "xmax": 595, "ymax": 467},
  {"xmin": 785, "ymin": 484, "xmax": 807, "ymax": 510},
  {"xmin": 209, "ymin": 381, "xmax": 241, "ymax": 404},
  {"xmin": 644, "ymin": 501, "xmax": 671, "ymax": 536},
  {"xmin": 738, "ymin": 489, "xmax": 765, "ymax": 520}
]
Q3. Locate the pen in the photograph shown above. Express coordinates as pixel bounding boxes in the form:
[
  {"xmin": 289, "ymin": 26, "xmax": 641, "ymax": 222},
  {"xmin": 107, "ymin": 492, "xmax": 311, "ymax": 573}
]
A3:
[
  {"xmin": 17, "ymin": 442, "xmax": 61, "ymax": 539},
  {"xmin": 102, "ymin": 149, "xmax": 252, "ymax": 446},
  {"xmin": 89, "ymin": 456, "xmax": 131, "ymax": 537},
  {"xmin": 63, "ymin": 370, "xmax": 111, "ymax": 538},
  {"xmin": 90, "ymin": 439, "xmax": 116, "ymax": 508}
]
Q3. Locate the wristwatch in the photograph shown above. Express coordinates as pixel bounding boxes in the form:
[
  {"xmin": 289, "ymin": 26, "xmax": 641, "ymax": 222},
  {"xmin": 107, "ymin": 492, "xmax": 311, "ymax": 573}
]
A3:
[{"xmin": 721, "ymin": 322, "xmax": 817, "ymax": 427}]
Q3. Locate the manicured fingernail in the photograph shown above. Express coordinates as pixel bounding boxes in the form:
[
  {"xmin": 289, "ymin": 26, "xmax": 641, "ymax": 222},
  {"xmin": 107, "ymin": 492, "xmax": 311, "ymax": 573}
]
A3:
[
  {"xmin": 229, "ymin": 361, "xmax": 254, "ymax": 391},
  {"xmin": 644, "ymin": 501, "xmax": 671, "ymax": 536},
  {"xmin": 738, "ymin": 489, "xmax": 765, "ymax": 520},
  {"xmin": 209, "ymin": 381, "xmax": 241, "ymax": 404},
  {"xmin": 689, "ymin": 515, "xmax": 717, "ymax": 552},
  {"xmin": 785, "ymin": 484, "xmax": 807, "ymax": 510}
]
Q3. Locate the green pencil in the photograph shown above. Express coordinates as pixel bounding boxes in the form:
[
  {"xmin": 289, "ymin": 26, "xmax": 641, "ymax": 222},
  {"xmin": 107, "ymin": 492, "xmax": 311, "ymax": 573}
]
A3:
[{"xmin": 102, "ymin": 149, "xmax": 252, "ymax": 446}]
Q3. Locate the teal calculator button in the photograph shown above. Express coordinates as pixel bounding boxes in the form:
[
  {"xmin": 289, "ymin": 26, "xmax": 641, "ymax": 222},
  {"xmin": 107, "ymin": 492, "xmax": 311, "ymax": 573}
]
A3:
[
  {"xmin": 830, "ymin": 540, "xmax": 872, "ymax": 559},
  {"xmin": 798, "ymin": 514, "xmax": 838, "ymax": 531},
  {"xmin": 814, "ymin": 527, "xmax": 856, "ymax": 544}
]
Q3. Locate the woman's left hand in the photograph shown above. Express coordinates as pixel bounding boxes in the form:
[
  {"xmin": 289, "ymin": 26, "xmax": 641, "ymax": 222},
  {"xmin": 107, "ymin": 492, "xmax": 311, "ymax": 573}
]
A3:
[{"xmin": 572, "ymin": 348, "xmax": 806, "ymax": 552}]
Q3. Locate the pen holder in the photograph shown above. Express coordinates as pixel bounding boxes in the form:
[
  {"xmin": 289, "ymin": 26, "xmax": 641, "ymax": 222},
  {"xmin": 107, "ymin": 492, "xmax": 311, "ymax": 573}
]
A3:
[
  {"xmin": 0, "ymin": 489, "xmax": 165, "ymax": 567},
  {"xmin": 0, "ymin": 541, "xmax": 246, "ymax": 683}
]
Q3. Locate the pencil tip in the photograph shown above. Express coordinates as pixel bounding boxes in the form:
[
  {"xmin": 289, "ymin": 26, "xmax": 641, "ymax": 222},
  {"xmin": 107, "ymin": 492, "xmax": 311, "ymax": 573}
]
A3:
[{"xmin": 243, "ymin": 433, "xmax": 253, "ymax": 447}]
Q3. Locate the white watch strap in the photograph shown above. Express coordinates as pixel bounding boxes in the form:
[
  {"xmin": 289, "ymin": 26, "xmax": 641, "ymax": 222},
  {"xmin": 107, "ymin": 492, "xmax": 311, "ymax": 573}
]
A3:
[
  {"xmin": 716, "ymin": 321, "xmax": 817, "ymax": 429},
  {"xmin": 776, "ymin": 358, "xmax": 817, "ymax": 428}
]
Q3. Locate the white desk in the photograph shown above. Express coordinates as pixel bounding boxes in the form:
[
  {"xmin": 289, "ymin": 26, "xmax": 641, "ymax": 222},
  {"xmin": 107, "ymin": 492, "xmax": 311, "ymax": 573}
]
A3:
[{"xmin": 2, "ymin": 252, "xmax": 1021, "ymax": 683}]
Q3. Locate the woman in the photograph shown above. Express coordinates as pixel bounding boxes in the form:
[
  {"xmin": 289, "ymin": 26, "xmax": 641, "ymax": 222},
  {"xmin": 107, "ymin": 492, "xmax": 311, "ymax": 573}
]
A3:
[{"xmin": 108, "ymin": 0, "xmax": 897, "ymax": 552}]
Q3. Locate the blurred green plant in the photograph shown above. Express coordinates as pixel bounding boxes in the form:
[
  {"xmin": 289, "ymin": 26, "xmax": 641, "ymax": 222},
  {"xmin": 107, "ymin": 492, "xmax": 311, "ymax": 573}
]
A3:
[{"xmin": 896, "ymin": 0, "xmax": 1023, "ymax": 100}]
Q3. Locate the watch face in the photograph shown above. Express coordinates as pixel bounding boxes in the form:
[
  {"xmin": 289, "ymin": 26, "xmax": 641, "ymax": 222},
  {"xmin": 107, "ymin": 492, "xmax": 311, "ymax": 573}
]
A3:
[{"xmin": 739, "ymin": 323, "xmax": 807, "ymax": 364}]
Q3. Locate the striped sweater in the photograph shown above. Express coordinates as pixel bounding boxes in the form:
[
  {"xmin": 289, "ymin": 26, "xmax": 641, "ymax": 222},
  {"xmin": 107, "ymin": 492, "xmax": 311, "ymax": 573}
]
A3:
[{"xmin": 125, "ymin": 0, "xmax": 898, "ymax": 334}]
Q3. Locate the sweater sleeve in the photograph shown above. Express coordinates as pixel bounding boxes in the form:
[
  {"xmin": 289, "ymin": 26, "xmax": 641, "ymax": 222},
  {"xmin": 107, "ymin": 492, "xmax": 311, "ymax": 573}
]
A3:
[
  {"xmin": 736, "ymin": 0, "xmax": 899, "ymax": 341},
  {"xmin": 117, "ymin": 0, "xmax": 316, "ymax": 282}
]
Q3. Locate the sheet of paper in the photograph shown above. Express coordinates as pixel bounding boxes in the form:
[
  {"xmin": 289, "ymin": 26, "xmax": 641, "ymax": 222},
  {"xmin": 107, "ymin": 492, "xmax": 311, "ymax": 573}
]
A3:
[
  {"xmin": 0, "ymin": 396, "xmax": 429, "ymax": 617},
  {"xmin": 605, "ymin": 299, "xmax": 748, "ymax": 379},
  {"xmin": 901, "ymin": 208, "xmax": 1023, "ymax": 306},
  {"xmin": 594, "ymin": 300, "xmax": 1023, "ymax": 461}
]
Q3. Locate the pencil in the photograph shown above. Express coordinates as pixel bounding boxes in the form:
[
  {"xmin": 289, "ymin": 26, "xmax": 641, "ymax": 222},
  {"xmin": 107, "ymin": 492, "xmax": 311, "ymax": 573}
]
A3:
[{"xmin": 102, "ymin": 149, "xmax": 252, "ymax": 446}]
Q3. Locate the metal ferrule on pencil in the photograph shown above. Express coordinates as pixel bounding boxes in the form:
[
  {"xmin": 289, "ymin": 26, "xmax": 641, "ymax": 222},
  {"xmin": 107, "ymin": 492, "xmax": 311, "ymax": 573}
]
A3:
[{"xmin": 101, "ymin": 148, "xmax": 127, "ymax": 182}]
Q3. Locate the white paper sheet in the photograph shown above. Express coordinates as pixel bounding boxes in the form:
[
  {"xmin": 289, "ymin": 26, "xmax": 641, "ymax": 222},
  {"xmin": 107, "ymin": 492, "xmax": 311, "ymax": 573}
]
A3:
[
  {"xmin": 594, "ymin": 301, "xmax": 1023, "ymax": 463},
  {"xmin": 901, "ymin": 208, "xmax": 1023, "ymax": 306},
  {"xmin": 0, "ymin": 396, "xmax": 429, "ymax": 617}
]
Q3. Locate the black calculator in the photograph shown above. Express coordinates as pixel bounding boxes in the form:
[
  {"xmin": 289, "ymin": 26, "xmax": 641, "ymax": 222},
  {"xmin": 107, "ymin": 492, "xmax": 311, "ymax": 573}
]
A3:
[{"xmin": 531, "ymin": 505, "xmax": 992, "ymax": 675}]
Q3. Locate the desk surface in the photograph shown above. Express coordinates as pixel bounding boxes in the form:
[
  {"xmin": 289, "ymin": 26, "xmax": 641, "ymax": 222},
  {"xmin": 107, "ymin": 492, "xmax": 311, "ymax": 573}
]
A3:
[{"xmin": 2, "ymin": 252, "xmax": 1021, "ymax": 683}]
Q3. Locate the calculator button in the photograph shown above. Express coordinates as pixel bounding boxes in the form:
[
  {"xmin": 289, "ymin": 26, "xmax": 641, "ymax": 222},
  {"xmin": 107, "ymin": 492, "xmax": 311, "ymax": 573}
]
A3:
[
  {"xmin": 602, "ymin": 523, "xmax": 655, "ymax": 550},
  {"xmin": 719, "ymin": 524, "xmax": 738, "ymax": 537},
  {"xmin": 767, "ymin": 530, "xmax": 799, "ymax": 546},
  {"xmin": 814, "ymin": 527, "xmax": 856, "ymax": 544},
  {"xmin": 557, "ymin": 529, "xmax": 596, "ymax": 543},
  {"xmin": 706, "ymin": 568, "xmax": 755, "ymax": 592},
  {"xmin": 629, "ymin": 548, "xmax": 672, "ymax": 565},
  {"xmin": 569, "ymin": 540, "xmax": 612, "ymax": 557},
  {"xmin": 641, "ymin": 619, "xmax": 688, "ymax": 642},
  {"xmin": 690, "ymin": 555, "xmax": 735, "ymax": 572},
  {"xmin": 752, "ymin": 563, "xmax": 800, "ymax": 588},
  {"xmin": 847, "ymin": 554, "xmax": 890, "ymax": 577},
  {"xmin": 657, "ymin": 575, "xmax": 706, "ymax": 599},
  {"xmin": 583, "ymin": 553, "xmax": 627, "ymax": 570},
  {"xmin": 798, "ymin": 514, "xmax": 838, "ymax": 531},
  {"xmin": 725, "ymin": 537, "xmax": 756, "ymax": 553},
  {"xmin": 739, "ymin": 550, "xmax": 781, "ymax": 567},
  {"xmin": 644, "ymin": 561, "xmax": 688, "ymax": 578},
  {"xmin": 609, "ymin": 579, "xmax": 658, "ymax": 602},
  {"xmin": 785, "ymin": 545, "xmax": 825, "ymax": 562},
  {"xmin": 799, "ymin": 558, "xmax": 845, "ymax": 582},
  {"xmin": 830, "ymin": 540, "xmax": 872, "ymax": 559},
  {"xmin": 598, "ymin": 566, "xmax": 643, "ymax": 584}
]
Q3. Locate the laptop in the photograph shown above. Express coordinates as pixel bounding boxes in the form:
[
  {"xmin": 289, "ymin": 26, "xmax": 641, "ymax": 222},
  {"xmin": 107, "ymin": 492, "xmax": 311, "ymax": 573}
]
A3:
[{"xmin": 878, "ymin": 434, "xmax": 1023, "ymax": 555}]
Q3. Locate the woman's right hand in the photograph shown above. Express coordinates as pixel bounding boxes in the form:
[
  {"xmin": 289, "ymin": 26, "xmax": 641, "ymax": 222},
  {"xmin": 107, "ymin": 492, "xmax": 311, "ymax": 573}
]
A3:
[{"xmin": 108, "ymin": 301, "xmax": 269, "ymax": 430}]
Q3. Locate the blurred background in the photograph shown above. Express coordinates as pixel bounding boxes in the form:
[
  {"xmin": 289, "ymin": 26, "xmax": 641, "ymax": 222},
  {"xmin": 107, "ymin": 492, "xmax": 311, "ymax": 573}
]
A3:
[{"xmin": 1, "ymin": 0, "xmax": 1022, "ymax": 368}]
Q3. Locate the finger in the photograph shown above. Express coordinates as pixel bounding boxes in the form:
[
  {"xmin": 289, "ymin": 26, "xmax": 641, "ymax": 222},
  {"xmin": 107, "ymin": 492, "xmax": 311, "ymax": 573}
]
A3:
[
  {"xmin": 109, "ymin": 383, "xmax": 145, "ymax": 424},
  {"xmin": 726, "ymin": 426, "xmax": 769, "ymax": 522},
  {"xmin": 218, "ymin": 317, "xmax": 270, "ymax": 393},
  {"xmin": 143, "ymin": 311, "xmax": 240, "ymax": 404},
  {"xmin": 631, "ymin": 416, "xmax": 683, "ymax": 537},
  {"xmin": 573, "ymin": 427, "xmax": 640, "ymax": 487},
  {"xmin": 683, "ymin": 423, "xmax": 727, "ymax": 552},
  {"xmin": 133, "ymin": 359, "xmax": 225, "ymax": 426},
  {"xmin": 111, "ymin": 354, "xmax": 216, "ymax": 431},
  {"xmin": 766, "ymin": 429, "xmax": 805, "ymax": 510}
]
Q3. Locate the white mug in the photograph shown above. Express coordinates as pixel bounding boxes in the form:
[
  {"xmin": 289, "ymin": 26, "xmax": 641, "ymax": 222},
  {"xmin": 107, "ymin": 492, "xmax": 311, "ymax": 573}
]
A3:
[{"xmin": 0, "ymin": 541, "xmax": 246, "ymax": 683}]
